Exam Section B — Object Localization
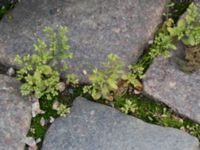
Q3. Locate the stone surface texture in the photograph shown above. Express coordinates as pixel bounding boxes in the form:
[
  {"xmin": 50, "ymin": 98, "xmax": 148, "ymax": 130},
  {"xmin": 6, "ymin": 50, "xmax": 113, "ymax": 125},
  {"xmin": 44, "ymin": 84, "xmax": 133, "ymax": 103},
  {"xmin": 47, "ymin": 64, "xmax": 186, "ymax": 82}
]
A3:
[
  {"xmin": 143, "ymin": 2, "xmax": 200, "ymax": 124},
  {"xmin": 0, "ymin": 0, "xmax": 168, "ymax": 83},
  {"xmin": 0, "ymin": 74, "xmax": 32, "ymax": 150},
  {"xmin": 42, "ymin": 97, "xmax": 199, "ymax": 150}
]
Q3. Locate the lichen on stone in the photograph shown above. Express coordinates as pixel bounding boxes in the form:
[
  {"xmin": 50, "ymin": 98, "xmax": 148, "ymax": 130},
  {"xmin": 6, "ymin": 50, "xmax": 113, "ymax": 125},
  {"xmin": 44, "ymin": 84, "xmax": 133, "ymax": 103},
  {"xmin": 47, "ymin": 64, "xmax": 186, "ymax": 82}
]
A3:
[
  {"xmin": 185, "ymin": 45, "xmax": 200, "ymax": 69},
  {"xmin": 174, "ymin": 45, "xmax": 200, "ymax": 73}
]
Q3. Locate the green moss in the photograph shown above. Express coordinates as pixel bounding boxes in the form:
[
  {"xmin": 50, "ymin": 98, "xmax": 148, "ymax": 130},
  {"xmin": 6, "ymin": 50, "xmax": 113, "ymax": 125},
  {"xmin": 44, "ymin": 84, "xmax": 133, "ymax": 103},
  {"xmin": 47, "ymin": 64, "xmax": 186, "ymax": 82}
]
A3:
[
  {"xmin": 27, "ymin": 86, "xmax": 83, "ymax": 141},
  {"xmin": 27, "ymin": 98, "xmax": 58, "ymax": 140},
  {"xmin": 115, "ymin": 94, "xmax": 200, "ymax": 140}
]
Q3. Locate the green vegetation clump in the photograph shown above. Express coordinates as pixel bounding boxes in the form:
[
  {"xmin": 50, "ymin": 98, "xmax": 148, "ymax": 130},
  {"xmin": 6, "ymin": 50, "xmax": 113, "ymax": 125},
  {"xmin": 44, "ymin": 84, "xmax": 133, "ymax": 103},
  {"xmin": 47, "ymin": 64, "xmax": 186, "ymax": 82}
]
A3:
[
  {"xmin": 137, "ymin": 18, "xmax": 176, "ymax": 71},
  {"xmin": 83, "ymin": 53, "xmax": 143, "ymax": 101},
  {"xmin": 138, "ymin": 3, "xmax": 200, "ymax": 73},
  {"xmin": 148, "ymin": 19, "xmax": 176, "ymax": 59},
  {"xmin": 15, "ymin": 26, "xmax": 78, "ymax": 100},
  {"xmin": 168, "ymin": 3, "xmax": 200, "ymax": 46},
  {"xmin": 55, "ymin": 103, "xmax": 70, "ymax": 117},
  {"xmin": 167, "ymin": 3, "xmax": 200, "ymax": 72}
]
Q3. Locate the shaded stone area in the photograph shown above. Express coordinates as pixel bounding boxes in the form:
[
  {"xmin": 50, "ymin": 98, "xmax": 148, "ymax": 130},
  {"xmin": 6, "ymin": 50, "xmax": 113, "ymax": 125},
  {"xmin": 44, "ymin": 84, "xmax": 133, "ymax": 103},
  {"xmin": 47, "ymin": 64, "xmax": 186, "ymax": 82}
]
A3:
[
  {"xmin": 0, "ymin": 63, "xmax": 7, "ymax": 74},
  {"xmin": 0, "ymin": 0, "xmax": 17, "ymax": 7},
  {"xmin": 42, "ymin": 97, "xmax": 199, "ymax": 150},
  {"xmin": 0, "ymin": 0, "xmax": 168, "ymax": 83},
  {"xmin": 0, "ymin": 74, "xmax": 31, "ymax": 150}
]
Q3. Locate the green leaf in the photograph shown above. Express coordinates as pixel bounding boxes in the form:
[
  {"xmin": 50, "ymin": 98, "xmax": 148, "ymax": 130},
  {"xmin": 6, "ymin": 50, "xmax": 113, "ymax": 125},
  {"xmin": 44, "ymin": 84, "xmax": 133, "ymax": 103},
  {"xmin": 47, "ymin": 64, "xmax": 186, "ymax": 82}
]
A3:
[
  {"xmin": 92, "ymin": 91, "xmax": 101, "ymax": 100},
  {"xmin": 107, "ymin": 79, "xmax": 118, "ymax": 90},
  {"xmin": 121, "ymin": 74, "xmax": 128, "ymax": 80},
  {"xmin": 177, "ymin": 20, "xmax": 185, "ymax": 29}
]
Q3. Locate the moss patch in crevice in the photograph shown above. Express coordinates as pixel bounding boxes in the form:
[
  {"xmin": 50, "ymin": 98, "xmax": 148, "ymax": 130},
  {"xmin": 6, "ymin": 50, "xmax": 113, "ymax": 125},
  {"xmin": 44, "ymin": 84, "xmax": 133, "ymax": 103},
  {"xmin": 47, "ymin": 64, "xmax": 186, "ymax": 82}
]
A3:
[
  {"xmin": 26, "ymin": 86, "xmax": 83, "ymax": 149},
  {"xmin": 114, "ymin": 94, "xmax": 200, "ymax": 140}
]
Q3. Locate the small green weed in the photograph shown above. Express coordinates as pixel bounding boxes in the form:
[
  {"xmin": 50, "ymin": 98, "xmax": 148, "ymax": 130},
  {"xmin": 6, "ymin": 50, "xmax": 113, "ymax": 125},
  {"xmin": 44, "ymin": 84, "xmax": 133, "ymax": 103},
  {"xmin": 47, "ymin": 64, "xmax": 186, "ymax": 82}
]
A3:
[
  {"xmin": 83, "ymin": 53, "xmax": 143, "ymax": 101},
  {"xmin": 56, "ymin": 103, "xmax": 70, "ymax": 117},
  {"xmin": 15, "ymin": 26, "xmax": 78, "ymax": 100},
  {"xmin": 119, "ymin": 99, "xmax": 137, "ymax": 114}
]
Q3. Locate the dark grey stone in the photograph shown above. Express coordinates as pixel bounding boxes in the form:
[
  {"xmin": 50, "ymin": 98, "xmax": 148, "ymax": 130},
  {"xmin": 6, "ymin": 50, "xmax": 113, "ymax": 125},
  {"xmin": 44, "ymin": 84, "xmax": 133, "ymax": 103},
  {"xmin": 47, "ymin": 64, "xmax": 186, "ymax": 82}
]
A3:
[
  {"xmin": 0, "ymin": 74, "xmax": 32, "ymax": 150},
  {"xmin": 42, "ymin": 97, "xmax": 199, "ymax": 150},
  {"xmin": 0, "ymin": 0, "xmax": 168, "ymax": 83}
]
